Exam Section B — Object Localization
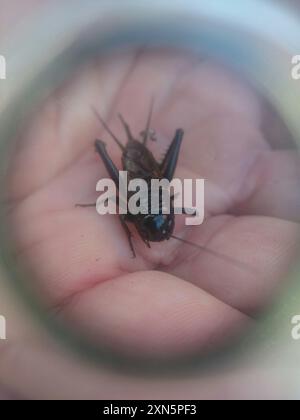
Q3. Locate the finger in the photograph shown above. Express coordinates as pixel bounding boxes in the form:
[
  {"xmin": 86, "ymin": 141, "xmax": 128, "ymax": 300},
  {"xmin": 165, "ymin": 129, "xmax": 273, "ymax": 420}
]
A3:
[
  {"xmin": 235, "ymin": 151, "xmax": 300, "ymax": 223},
  {"xmin": 167, "ymin": 215, "xmax": 300, "ymax": 315},
  {"xmin": 7, "ymin": 51, "xmax": 138, "ymax": 202},
  {"xmin": 7, "ymin": 49, "xmax": 202, "ymax": 202},
  {"xmin": 11, "ymin": 206, "xmax": 152, "ymax": 305},
  {"xmin": 119, "ymin": 56, "xmax": 262, "ymax": 135},
  {"xmin": 59, "ymin": 271, "xmax": 251, "ymax": 357}
]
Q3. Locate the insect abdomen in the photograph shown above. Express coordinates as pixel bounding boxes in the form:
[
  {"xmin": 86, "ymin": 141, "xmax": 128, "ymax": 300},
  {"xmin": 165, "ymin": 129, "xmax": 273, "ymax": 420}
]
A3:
[{"xmin": 122, "ymin": 140, "xmax": 161, "ymax": 180}]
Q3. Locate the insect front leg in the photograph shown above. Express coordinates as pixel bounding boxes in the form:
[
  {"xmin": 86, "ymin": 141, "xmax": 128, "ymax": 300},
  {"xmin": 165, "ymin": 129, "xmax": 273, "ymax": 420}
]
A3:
[
  {"xmin": 160, "ymin": 129, "xmax": 184, "ymax": 181},
  {"xmin": 75, "ymin": 203, "xmax": 97, "ymax": 208},
  {"xmin": 76, "ymin": 194, "xmax": 128, "ymax": 211}
]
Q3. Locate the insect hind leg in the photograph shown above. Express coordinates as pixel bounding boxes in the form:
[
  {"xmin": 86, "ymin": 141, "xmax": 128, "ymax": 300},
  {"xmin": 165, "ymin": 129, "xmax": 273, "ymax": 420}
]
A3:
[
  {"xmin": 95, "ymin": 139, "xmax": 120, "ymax": 186},
  {"xmin": 160, "ymin": 129, "xmax": 184, "ymax": 181}
]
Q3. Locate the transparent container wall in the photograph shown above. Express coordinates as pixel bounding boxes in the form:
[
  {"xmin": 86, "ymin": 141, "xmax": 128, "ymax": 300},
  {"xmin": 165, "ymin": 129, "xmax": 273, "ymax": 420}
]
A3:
[{"xmin": 0, "ymin": 0, "xmax": 300, "ymax": 374}]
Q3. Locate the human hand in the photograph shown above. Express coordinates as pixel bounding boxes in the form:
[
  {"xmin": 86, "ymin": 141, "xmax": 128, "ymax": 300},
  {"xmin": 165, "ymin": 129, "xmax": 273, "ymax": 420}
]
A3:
[
  {"xmin": 1, "ymin": 0, "xmax": 300, "ymax": 398},
  {"xmin": 6, "ymin": 49, "xmax": 300, "ymax": 360}
]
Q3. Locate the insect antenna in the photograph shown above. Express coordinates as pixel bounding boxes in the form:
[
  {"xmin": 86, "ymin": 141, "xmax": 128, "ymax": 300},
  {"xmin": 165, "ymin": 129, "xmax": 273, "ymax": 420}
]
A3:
[
  {"xmin": 91, "ymin": 106, "xmax": 125, "ymax": 151},
  {"xmin": 118, "ymin": 113, "xmax": 134, "ymax": 141},
  {"xmin": 142, "ymin": 97, "xmax": 155, "ymax": 146},
  {"xmin": 170, "ymin": 234, "xmax": 256, "ymax": 274}
]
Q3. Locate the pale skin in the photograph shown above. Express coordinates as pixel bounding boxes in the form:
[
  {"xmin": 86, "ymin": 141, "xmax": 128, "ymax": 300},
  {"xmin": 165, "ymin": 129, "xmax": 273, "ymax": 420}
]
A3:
[{"xmin": 0, "ymin": 3, "xmax": 300, "ymax": 398}]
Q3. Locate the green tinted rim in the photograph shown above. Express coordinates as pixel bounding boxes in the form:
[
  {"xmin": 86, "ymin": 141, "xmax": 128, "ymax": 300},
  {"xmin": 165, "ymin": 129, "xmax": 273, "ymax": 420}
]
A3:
[{"xmin": 0, "ymin": 0, "xmax": 300, "ymax": 376}]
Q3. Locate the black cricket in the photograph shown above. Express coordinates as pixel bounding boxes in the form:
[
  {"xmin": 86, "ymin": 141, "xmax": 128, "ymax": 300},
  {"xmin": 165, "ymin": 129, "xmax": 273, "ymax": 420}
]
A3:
[
  {"xmin": 79, "ymin": 100, "xmax": 187, "ymax": 257},
  {"xmin": 77, "ymin": 102, "xmax": 254, "ymax": 272}
]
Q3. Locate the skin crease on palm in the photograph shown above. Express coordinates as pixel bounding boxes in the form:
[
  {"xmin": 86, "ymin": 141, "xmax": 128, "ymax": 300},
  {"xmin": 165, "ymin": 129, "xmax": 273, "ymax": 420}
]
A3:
[{"xmin": 6, "ymin": 49, "xmax": 300, "ymax": 357}]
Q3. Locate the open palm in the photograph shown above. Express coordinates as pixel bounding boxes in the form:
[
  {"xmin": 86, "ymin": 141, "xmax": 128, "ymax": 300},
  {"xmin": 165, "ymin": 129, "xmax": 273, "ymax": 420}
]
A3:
[{"xmin": 7, "ymin": 50, "xmax": 300, "ymax": 357}]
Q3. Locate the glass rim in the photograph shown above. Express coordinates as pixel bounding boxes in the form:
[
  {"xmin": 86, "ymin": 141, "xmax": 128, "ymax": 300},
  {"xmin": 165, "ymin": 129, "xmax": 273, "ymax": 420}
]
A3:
[{"xmin": 0, "ymin": 0, "xmax": 300, "ymax": 375}]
